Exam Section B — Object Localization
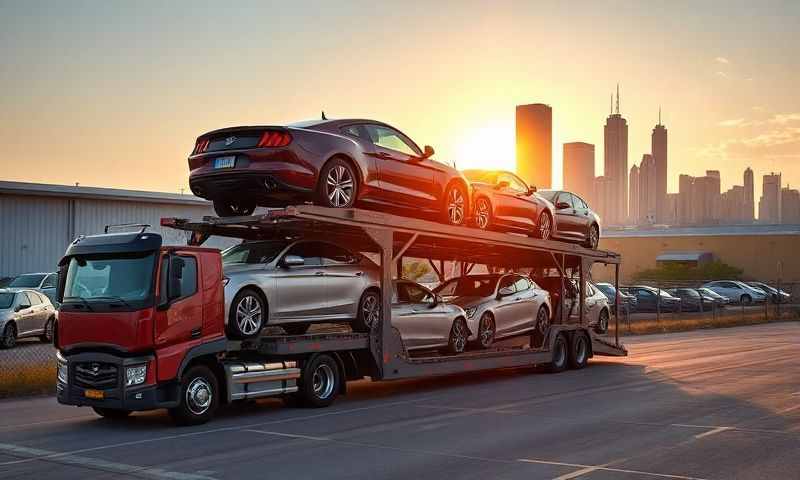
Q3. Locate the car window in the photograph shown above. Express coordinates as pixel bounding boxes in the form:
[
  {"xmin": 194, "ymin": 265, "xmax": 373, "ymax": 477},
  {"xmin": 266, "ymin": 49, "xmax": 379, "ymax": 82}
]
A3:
[
  {"xmin": 396, "ymin": 282, "xmax": 433, "ymax": 304},
  {"xmin": 42, "ymin": 274, "xmax": 58, "ymax": 289},
  {"xmin": 557, "ymin": 193, "xmax": 575, "ymax": 208},
  {"xmin": 586, "ymin": 283, "xmax": 596, "ymax": 296},
  {"xmin": 0, "ymin": 293, "xmax": 14, "ymax": 309},
  {"xmin": 572, "ymin": 194, "xmax": 588, "ymax": 209},
  {"xmin": 340, "ymin": 125, "xmax": 366, "ymax": 139},
  {"xmin": 639, "ymin": 289, "xmax": 654, "ymax": 297},
  {"xmin": 434, "ymin": 276, "xmax": 497, "ymax": 298},
  {"xmin": 223, "ymin": 240, "xmax": 289, "ymax": 265},
  {"xmin": 28, "ymin": 292, "xmax": 42, "ymax": 305},
  {"xmin": 513, "ymin": 276, "xmax": 531, "ymax": 292},
  {"xmin": 498, "ymin": 275, "xmax": 517, "ymax": 295},
  {"xmin": 320, "ymin": 243, "xmax": 356, "ymax": 265},
  {"xmin": 498, "ymin": 173, "xmax": 528, "ymax": 193},
  {"xmin": 285, "ymin": 242, "xmax": 323, "ymax": 267},
  {"xmin": 366, "ymin": 125, "xmax": 420, "ymax": 157},
  {"xmin": 19, "ymin": 292, "xmax": 33, "ymax": 306}
]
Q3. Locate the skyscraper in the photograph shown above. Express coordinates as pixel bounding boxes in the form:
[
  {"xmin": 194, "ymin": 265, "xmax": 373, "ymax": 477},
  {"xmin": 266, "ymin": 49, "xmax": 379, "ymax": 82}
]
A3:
[
  {"xmin": 563, "ymin": 142, "xmax": 595, "ymax": 203},
  {"xmin": 651, "ymin": 109, "xmax": 668, "ymax": 222},
  {"xmin": 781, "ymin": 186, "xmax": 800, "ymax": 224},
  {"xmin": 759, "ymin": 173, "xmax": 782, "ymax": 223},
  {"xmin": 638, "ymin": 154, "xmax": 657, "ymax": 224},
  {"xmin": 744, "ymin": 167, "xmax": 754, "ymax": 221},
  {"xmin": 603, "ymin": 85, "xmax": 628, "ymax": 225},
  {"xmin": 628, "ymin": 165, "xmax": 639, "ymax": 224},
  {"xmin": 516, "ymin": 104, "xmax": 552, "ymax": 189}
]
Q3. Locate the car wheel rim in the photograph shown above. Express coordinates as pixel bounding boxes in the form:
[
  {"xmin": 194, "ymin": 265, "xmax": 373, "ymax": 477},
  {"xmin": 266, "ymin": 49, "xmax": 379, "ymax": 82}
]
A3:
[
  {"xmin": 475, "ymin": 199, "xmax": 490, "ymax": 229},
  {"xmin": 362, "ymin": 294, "xmax": 381, "ymax": 329},
  {"xmin": 479, "ymin": 314, "xmax": 495, "ymax": 347},
  {"xmin": 600, "ymin": 311, "xmax": 608, "ymax": 331},
  {"xmin": 45, "ymin": 320, "xmax": 53, "ymax": 340},
  {"xmin": 4, "ymin": 325, "xmax": 16, "ymax": 348},
  {"xmin": 447, "ymin": 188, "xmax": 464, "ymax": 225},
  {"xmin": 236, "ymin": 295, "xmax": 263, "ymax": 335},
  {"xmin": 537, "ymin": 308, "xmax": 550, "ymax": 335},
  {"xmin": 452, "ymin": 320, "xmax": 467, "ymax": 352},
  {"xmin": 539, "ymin": 213, "xmax": 551, "ymax": 240},
  {"xmin": 589, "ymin": 225, "xmax": 598, "ymax": 248},
  {"xmin": 186, "ymin": 377, "xmax": 212, "ymax": 416},
  {"xmin": 326, "ymin": 165, "xmax": 354, "ymax": 207},
  {"xmin": 312, "ymin": 364, "xmax": 335, "ymax": 400}
]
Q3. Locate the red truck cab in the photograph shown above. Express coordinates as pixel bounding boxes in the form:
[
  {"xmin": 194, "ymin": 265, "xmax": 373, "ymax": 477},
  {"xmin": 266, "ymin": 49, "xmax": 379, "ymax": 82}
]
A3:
[{"xmin": 55, "ymin": 230, "xmax": 228, "ymax": 423}]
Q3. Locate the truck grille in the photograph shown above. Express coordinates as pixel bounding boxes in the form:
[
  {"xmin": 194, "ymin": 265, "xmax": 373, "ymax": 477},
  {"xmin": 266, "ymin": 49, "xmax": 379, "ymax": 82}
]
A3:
[{"xmin": 74, "ymin": 362, "xmax": 118, "ymax": 389}]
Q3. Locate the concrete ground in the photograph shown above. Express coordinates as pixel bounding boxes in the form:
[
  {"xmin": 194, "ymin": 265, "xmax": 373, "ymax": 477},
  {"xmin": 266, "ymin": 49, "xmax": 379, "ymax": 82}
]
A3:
[{"xmin": 0, "ymin": 322, "xmax": 798, "ymax": 480}]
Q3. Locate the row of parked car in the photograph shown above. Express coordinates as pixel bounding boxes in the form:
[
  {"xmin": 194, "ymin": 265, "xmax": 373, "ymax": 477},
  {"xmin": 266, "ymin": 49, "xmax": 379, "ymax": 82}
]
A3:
[{"xmin": 592, "ymin": 280, "xmax": 792, "ymax": 314}]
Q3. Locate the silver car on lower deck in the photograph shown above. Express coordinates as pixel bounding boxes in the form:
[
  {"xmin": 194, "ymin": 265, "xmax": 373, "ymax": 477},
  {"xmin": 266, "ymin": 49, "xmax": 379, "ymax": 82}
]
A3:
[
  {"xmin": 222, "ymin": 239, "xmax": 380, "ymax": 338},
  {"xmin": 391, "ymin": 280, "xmax": 470, "ymax": 354},
  {"xmin": 433, "ymin": 273, "xmax": 552, "ymax": 349}
]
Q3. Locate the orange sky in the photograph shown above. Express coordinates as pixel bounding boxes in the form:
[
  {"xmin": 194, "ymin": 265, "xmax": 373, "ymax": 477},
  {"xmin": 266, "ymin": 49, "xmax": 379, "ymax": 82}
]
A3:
[{"xmin": 1, "ymin": 2, "xmax": 798, "ymax": 206}]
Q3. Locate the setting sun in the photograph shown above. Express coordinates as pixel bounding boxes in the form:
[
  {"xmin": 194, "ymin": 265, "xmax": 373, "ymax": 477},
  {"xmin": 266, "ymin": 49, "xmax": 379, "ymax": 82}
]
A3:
[{"xmin": 453, "ymin": 121, "xmax": 516, "ymax": 173}]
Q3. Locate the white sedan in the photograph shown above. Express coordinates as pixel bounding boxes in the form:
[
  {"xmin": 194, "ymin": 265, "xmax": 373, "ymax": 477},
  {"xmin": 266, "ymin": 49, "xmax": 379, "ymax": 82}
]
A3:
[{"xmin": 701, "ymin": 281, "xmax": 767, "ymax": 305}]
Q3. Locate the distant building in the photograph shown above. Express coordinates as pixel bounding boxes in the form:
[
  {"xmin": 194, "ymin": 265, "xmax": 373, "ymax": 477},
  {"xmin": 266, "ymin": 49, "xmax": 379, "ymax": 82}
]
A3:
[
  {"xmin": 603, "ymin": 86, "xmax": 628, "ymax": 225},
  {"xmin": 781, "ymin": 186, "xmax": 800, "ymax": 224},
  {"xmin": 721, "ymin": 185, "xmax": 747, "ymax": 223},
  {"xmin": 563, "ymin": 142, "xmax": 595, "ymax": 204},
  {"xmin": 593, "ymin": 176, "xmax": 613, "ymax": 222},
  {"xmin": 638, "ymin": 154, "xmax": 657, "ymax": 224},
  {"xmin": 744, "ymin": 167, "xmax": 755, "ymax": 222},
  {"xmin": 759, "ymin": 173, "xmax": 782, "ymax": 223},
  {"xmin": 664, "ymin": 193, "xmax": 679, "ymax": 224},
  {"xmin": 628, "ymin": 165, "xmax": 639, "ymax": 224},
  {"xmin": 677, "ymin": 171, "xmax": 721, "ymax": 225},
  {"xmin": 516, "ymin": 103, "xmax": 552, "ymax": 189},
  {"xmin": 651, "ymin": 110, "xmax": 668, "ymax": 223}
]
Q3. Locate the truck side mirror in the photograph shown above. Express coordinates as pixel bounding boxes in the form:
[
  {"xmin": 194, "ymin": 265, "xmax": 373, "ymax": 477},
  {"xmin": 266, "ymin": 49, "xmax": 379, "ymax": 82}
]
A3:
[{"xmin": 168, "ymin": 256, "xmax": 185, "ymax": 301}]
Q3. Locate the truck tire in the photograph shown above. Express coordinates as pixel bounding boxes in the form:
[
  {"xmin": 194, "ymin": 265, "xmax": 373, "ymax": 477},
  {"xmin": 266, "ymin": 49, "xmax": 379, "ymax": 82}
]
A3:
[
  {"xmin": 92, "ymin": 407, "xmax": 132, "ymax": 419},
  {"xmin": 568, "ymin": 332, "xmax": 589, "ymax": 370},
  {"xmin": 296, "ymin": 354, "xmax": 341, "ymax": 408},
  {"xmin": 546, "ymin": 334, "xmax": 568, "ymax": 373},
  {"xmin": 169, "ymin": 365, "xmax": 218, "ymax": 426},
  {"xmin": 228, "ymin": 288, "xmax": 266, "ymax": 339}
]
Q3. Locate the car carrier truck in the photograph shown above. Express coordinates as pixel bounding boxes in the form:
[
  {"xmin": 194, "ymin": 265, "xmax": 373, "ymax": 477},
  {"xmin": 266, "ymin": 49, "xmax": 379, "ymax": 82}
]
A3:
[{"xmin": 54, "ymin": 206, "xmax": 626, "ymax": 425}]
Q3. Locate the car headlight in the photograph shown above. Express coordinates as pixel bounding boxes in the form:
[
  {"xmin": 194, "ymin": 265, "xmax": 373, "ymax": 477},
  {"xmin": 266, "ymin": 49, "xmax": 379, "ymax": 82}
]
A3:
[
  {"xmin": 465, "ymin": 306, "xmax": 477, "ymax": 318},
  {"xmin": 125, "ymin": 364, "xmax": 147, "ymax": 387}
]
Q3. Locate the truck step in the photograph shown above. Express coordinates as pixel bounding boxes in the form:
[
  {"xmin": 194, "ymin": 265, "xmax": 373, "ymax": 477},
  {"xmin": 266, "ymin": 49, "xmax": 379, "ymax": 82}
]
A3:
[{"xmin": 224, "ymin": 360, "xmax": 301, "ymax": 401}]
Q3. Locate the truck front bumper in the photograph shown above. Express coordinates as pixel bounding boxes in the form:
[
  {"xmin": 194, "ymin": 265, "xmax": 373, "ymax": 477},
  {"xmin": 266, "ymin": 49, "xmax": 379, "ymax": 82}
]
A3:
[{"xmin": 56, "ymin": 351, "xmax": 179, "ymax": 411}]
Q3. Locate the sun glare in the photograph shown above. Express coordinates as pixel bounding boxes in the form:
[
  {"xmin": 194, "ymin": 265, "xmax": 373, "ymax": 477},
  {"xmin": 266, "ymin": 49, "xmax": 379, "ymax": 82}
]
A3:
[{"xmin": 453, "ymin": 122, "xmax": 516, "ymax": 173}]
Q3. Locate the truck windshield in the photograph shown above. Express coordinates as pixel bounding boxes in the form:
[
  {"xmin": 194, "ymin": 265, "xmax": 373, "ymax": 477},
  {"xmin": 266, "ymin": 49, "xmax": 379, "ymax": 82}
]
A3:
[
  {"xmin": 222, "ymin": 240, "xmax": 288, "ymax": 265},
  {"xmin": 63, "ymin": 252, "xmax": 156, "ymax": 306}
]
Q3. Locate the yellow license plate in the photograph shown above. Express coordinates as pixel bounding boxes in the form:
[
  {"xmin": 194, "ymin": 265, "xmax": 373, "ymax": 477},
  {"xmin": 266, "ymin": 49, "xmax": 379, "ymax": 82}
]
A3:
[{"xmin": 84, "ymin": 389, "xmax": 105, "ymax": 399}]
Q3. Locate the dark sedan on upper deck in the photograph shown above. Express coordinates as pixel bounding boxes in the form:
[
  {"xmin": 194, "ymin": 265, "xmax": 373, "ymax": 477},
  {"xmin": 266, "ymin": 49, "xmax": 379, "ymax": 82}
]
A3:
[
  {"xmin": 536, "ymin": 190, "xmax": 601, "ymax": 249},
  {"xmin": 188, "ymin": 118, "xmax": 471, "ymax": 226}
]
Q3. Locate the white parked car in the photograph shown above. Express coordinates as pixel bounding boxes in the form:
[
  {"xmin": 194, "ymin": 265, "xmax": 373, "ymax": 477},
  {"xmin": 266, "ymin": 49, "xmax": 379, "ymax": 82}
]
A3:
[{"xmin": 701, "ymin": 280, "xmax": 767, "ymax": 305}]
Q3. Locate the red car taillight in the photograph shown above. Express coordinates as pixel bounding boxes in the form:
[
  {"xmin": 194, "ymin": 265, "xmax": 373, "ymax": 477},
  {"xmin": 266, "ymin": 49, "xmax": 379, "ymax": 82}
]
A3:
[
  {"xmin": 257, "ymin": 130, "xmax": 292, "ymax": 148},
  {"xmin": 192, "ymin": 138, "xmax": 210, "ymax": 155}
]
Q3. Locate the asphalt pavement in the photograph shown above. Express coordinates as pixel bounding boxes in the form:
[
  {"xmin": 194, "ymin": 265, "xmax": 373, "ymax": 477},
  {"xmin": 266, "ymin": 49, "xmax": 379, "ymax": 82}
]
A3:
[{"xmin": 0, "ymin": 322, "xmax": 798, "ymax": 480}]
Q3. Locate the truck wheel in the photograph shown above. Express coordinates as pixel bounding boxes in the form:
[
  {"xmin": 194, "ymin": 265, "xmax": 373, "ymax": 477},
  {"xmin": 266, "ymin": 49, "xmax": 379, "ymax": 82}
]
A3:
[
  {"xmin": 546, "ymin": 334, "xmax": 568, "ymax": 373},
  {"xmin": 228, "ymin": 288, "xmax": 266, "ymax": 339},
  {"xmin": 297, "ymin": 354, "xmax": 341, "ymax": 408},
  {"xmin": 92, "ymin": 407, "xmax": 132, "ymax": 419},
  {"xmin": 169, "ymin": 365, "xmax": 218, "ymax": 426},
  {"xmin": 568, "ymin": 332, "xmax": 589, "ymax": 370},
  {"xmin": 352, "ymin": 289, "xmax": 381, "ymax": 332},
  {"xmin": 283, "ymin": 323, "xmax": 310, "ymax": 335}
]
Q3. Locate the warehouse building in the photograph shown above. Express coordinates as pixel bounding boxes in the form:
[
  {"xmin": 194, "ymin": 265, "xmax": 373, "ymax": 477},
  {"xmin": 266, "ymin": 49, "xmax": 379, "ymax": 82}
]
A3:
[
  {"xmin": 0, "ymin": 181, "xmax": 236, "ymax": 278},
  {"xmin": 593, "ymin": 224, "xmax": 800, "ymax": 283}
]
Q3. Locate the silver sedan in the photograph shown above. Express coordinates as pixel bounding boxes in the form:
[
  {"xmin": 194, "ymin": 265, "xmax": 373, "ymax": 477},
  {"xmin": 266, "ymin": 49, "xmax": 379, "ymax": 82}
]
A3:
[
  {"xmin": 391, "ymin": 280, "xmax": 470, "ymax": 354},
  {"xmin": 222, "ymin": 239, "xmax": 380, "ymax": 338},
  {"xmin": 0, "ymin": 289, "xmax": 57, "ymax": 348},
  {"xmin": 434, "ymin": 274, "xmax": 552, "ymax": 349}
]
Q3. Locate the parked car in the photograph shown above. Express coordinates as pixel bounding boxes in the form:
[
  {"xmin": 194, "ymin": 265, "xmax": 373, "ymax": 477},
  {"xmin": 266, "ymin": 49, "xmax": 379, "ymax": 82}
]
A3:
[
  {"xmin": 7, "ymin": 272, "xmax": 59, "ymax": 306},
  {"xmin": 594, "ymin": 282, "xmax": 637, "ymax": 314},
  {"xmin": 536, "ymin": 190, "xmax": 601, "ymax": 249},
  {"xmin": 535, "ymin": 278, "xmax": 611, "ymax": 334},
  {"xmin": 391, "ymin": 280, "xmax": 470, "ymax": 354},
  {"xmin": 433, "ymin": 273, "xmax": 551, "ymax": 349},
  {"xmin": 747, "ymin": 282, "xmax": 791, "ymax": 304},
  {"xmin": 0, "ymin": 289, "xmax": 57, "ymax": 348},
  {"xmin": 701, "ymin": 280, "xmax": 767, "ymax": 305},
  {"xmin": 221, "ymin": 239, "xmax": 380, "ymax": 338},
  {"xmin": 623, "ymin": 286, "xmax": 682, "ymax": 312},
  {"xmin": 0, "ymin": 277, "xmax": 14, "ymax": 288},
  {"xmin": 188, "ymin": 118, "xmax": 472, "ymax": 226},
  {"xmin": 462, "ymin": 169, "xmax": 556, "ymax": 239},
  {"xmin": 667, "ymin": 288, "xmax": 708, "ymax": 312},
  {"xmin": 697, "ymin": 287, "xmax": 729, "ymax": 308}
]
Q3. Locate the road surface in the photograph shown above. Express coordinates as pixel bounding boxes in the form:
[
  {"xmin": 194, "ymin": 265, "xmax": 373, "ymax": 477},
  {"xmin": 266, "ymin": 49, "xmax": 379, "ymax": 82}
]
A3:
[{"xmin": 1, "ymin": 322, "xmax": 798, "ymax": 480}]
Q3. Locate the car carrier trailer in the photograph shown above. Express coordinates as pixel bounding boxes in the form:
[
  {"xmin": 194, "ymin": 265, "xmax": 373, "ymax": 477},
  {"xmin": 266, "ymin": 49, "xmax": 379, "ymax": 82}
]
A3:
[{"xmin": 56, "ymin": 205, "xmax": 625, "ymax": 425}]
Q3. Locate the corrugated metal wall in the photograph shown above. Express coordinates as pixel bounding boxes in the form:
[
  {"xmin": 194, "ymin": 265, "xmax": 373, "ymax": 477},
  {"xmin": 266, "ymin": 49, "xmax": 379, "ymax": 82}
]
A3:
[{"xmin": 0, "ymin": 194, "xmax": 236, "ymax": 277}]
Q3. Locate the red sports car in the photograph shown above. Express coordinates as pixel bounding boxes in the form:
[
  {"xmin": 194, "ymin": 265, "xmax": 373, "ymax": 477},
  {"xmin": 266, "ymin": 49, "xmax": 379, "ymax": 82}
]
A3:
[{"xmin": 188, "ymin": 118, "xmax": 471, "ymax": 226}]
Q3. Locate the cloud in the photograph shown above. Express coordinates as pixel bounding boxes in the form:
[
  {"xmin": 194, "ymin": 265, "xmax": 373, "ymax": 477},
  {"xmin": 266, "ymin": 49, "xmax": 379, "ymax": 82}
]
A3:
[
  {"xmin": 698, "ymin": 114, "xmax": 800, "ymax": 165},
  {"xmin": 715, "ymin": 57, "xmax": 730, "ymax": 64},
  {"xmin": 719, "ymin": 118, "xmax": 747, "ymax": 127},
  {"xmin": 770, "ymin": 113, "xmax": 800, "ymax": 125},
  {"xmin": 715, "ymin": 71, "xmax": 730, "ymax": 79}
]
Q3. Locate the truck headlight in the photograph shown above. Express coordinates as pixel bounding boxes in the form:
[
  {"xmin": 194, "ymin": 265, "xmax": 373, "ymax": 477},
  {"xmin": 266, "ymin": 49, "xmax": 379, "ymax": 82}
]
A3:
[
  {"xmin": 125, "ymin": 364, "xmax": 147, "ymax": 387},
  {"xmin": 57, "ymin": 362, "xmax": 68, "ymax": 385},
  {"xmin": 465, "ymin": 306, "xmax": 477, "ymax": 318}
]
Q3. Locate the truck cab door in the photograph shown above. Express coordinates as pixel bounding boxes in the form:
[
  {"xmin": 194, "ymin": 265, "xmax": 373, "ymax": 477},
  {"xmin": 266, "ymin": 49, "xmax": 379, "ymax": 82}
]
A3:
[{"xmin": 155, "ymin": 253, "xmax": 203, "ymax": 348}]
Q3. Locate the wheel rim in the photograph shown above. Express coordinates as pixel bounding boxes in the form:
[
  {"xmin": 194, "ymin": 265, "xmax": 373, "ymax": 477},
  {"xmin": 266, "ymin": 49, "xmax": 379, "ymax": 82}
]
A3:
[
  {"xmin": 589, "ymin": 225, "xmax": 598, "ymax": 248},
  {"xmin": 537, "ymin": 307, "xmax": 550, "ymax": 335},
  {"xmin": 186, "ymin": 377, "xmax": 212, "ymax": 416},
  {"xmin": 362, "ymin": 294, "xmax": 381, "ymax": 329},
  {"xmin": 326, "ymin": 164, "xmax": 354, "ymax": 207},
  {"xmin": 447, "ymin": 187, "xmax": 465, "ymax": 225},
  {"xmin": 475, "ymin": 199, "xmax": 490, "ymax": 229},
  {"xmin": 539, "ymin": 213, "xmax": 552, "ymax": 240},
  {"xmin": 4, "ymin": 325, "xmax": 16, "ymax": 347},
  {"xmin": 478, "ymin": 313, "xmax": 495, "ymax": 347},
  {"xmin": 312, "ymin": 364, "xmax": 335, "ymax": 400},
  {"xmin": 236, "ymin": 295, "xmax": 263, "ymax": 336},
  {"xmin": 451, "ymin": 320, "xmax": 467, "ymax": 353},
  {"xmin": 600, "ymin": 311, "xmax": 608, "ymax": 331},
  {"xmin": 45, "ymin": 320, "xmax": 53, "ymax": 341}
]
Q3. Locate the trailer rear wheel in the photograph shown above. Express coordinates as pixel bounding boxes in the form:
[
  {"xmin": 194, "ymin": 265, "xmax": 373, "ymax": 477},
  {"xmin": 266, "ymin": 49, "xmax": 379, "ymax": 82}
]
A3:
[
  {"xmin": 297, "ymin": 354, "xmax": 341, "ymax": 408},
  {"xmin": 568, "ymin": 332, "xmax": 589, "ymax": 370},
  {"xmin": 546, "ymin": 334, "xmax": 568, "ymax": 373},
  {"xmin": 169, "ymin": 365, "xmax": 218, "ymax": 426}
]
